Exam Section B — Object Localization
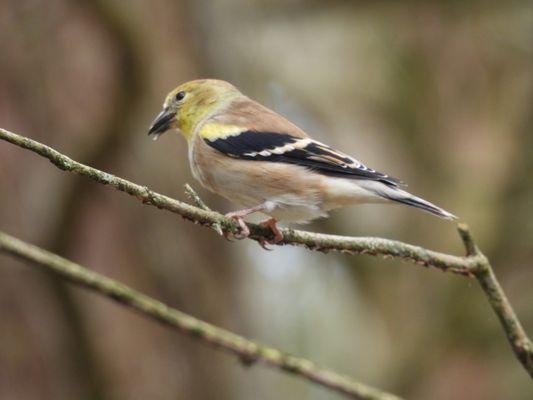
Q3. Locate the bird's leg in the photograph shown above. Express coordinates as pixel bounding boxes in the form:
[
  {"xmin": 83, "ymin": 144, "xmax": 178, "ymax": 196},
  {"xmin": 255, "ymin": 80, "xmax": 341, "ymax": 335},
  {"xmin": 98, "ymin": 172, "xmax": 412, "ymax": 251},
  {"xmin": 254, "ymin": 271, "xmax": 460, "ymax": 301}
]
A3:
[
  {"xmin": 224, "ymin": 204, "xmax": 266, "ymax": 239},
  {"xmin": 260, "ymin": 218, "xmax": 283, "ymax": 243}
]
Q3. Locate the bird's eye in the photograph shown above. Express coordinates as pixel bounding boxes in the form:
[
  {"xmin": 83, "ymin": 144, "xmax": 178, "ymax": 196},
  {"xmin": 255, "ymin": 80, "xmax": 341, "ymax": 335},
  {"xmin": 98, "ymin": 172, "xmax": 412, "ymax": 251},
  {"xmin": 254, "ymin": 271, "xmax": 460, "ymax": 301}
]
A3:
[{"xmin": 175, "ymin": 91, "xmax": 186, "ymax": 102}]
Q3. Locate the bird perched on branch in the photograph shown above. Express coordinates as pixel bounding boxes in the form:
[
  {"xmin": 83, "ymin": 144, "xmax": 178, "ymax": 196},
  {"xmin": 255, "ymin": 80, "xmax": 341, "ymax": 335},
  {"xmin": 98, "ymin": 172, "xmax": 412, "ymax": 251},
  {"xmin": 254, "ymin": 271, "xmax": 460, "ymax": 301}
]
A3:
[{"xmin": 148, "ymin": 79, "xmax": 455, "ymax": 242}]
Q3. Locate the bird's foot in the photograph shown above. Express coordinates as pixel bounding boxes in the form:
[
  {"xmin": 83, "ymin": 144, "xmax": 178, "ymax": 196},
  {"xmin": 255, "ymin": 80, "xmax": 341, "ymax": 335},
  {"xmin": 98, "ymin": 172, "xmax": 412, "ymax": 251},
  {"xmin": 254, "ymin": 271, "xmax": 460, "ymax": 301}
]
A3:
[
  {"xmin": 257, "ymin": 218, "xmax": 283, "ymax": 249},
  {"xmin": 261, "ymin": 218, "xmax": 283, "ymax": 242},
  {"xmin": 224, "ymin": 211, "xmax": 250, "ymax": 240}
]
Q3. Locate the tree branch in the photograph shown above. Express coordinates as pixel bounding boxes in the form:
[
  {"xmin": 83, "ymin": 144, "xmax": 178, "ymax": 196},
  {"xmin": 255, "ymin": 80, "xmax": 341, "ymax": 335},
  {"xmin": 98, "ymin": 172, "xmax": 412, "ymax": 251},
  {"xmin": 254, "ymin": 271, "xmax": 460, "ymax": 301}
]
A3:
[
  {"xmin": 0, "ymin": 230, "xmax": 400, "ymax": 400},
  {"xmin": 1, "ymin": 127, "xmax": 532, "ymax": 384},
  {"xmin": 456, "ymin": 225, "xmax": 533, "ymax": 375}
]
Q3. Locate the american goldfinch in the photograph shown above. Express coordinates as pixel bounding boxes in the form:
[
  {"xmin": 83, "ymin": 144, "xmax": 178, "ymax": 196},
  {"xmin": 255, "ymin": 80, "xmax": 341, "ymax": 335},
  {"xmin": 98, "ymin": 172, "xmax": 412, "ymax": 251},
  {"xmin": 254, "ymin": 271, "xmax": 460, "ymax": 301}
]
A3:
[{"xmin": 148, "ymin": 79, "xmax": 455, "ymax": 241}]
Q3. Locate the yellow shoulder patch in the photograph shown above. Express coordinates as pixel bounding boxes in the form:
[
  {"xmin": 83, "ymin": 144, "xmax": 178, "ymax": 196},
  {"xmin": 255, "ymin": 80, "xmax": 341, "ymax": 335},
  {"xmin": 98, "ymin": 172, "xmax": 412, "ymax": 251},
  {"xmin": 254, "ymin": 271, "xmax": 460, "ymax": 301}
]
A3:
[{"xmin": 199, "ymin": 123, "xmax": 246, "ymax": 141}]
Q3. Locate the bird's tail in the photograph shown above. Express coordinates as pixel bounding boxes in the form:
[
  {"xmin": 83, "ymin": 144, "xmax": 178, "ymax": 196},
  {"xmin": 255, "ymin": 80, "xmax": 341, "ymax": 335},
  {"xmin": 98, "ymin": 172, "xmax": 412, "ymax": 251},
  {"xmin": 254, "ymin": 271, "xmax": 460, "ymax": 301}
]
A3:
[
  {"xmin": 359, "ymin": 181, "xmax": 457, "ymax": 220},
  {"xmin": 387, "ymin": 192, "xmax": 456, "ymax": 220}
]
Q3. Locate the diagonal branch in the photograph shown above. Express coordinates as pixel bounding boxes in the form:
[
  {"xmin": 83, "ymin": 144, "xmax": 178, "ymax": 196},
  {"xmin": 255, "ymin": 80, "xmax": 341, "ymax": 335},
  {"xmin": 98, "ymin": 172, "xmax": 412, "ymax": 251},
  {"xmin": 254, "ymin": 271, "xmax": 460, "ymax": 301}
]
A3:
[
  {"xmin": 1, "ymin": 127, "xmax": 532, "ymax": 382},
  {"xmin": 0, "ymin": 231, "xmax": 401, "ymax": 400},
  {"xmin": 456, "ymin": 225, "xmax": 533, "ymax": 376}
]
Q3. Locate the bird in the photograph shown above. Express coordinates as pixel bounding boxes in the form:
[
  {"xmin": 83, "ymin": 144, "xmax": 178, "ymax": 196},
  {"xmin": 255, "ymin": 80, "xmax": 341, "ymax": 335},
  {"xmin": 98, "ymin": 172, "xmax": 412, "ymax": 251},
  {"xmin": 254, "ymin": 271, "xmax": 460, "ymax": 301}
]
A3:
[{"xmin": 148, "ymin": 79, "xmax": 455, "ymax": 242}]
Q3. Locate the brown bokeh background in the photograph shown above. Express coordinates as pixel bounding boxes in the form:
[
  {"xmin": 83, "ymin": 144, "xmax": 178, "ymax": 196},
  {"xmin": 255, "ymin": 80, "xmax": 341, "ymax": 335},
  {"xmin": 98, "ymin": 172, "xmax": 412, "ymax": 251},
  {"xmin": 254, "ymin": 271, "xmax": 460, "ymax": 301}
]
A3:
[{"xmin": 1, "ymin": 1, "xmax": 532, "ymax": 399}]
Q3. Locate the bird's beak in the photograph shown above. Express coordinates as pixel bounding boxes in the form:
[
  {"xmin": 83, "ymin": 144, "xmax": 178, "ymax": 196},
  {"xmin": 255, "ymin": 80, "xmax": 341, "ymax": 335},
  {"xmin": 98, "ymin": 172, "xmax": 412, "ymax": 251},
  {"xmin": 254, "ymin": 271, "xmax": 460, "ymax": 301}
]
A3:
[{"xmin": 148, "ymin": 108, "xmax": 175, "ymax": 140}]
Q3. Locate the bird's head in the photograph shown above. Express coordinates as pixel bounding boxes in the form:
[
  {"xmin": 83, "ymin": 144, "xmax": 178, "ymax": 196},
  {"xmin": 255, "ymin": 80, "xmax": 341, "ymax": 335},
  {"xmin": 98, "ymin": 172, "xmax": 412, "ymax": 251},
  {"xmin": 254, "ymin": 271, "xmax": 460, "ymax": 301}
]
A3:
[{"xmin": 148, "ymin": 79, "xmax": 241, "ymax": 141}]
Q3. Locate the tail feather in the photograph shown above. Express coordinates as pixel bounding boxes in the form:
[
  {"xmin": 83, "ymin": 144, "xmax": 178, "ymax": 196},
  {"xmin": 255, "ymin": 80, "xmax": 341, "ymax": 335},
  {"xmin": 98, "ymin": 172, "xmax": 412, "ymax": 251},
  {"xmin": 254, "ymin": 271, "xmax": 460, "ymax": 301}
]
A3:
[
  {"xmin": 358, "ymin": 181, "xmax": 457, "ymax": 220},
  {"xmin": 387, "ymin": 194, "xmax": 456, "ymax": 220}
]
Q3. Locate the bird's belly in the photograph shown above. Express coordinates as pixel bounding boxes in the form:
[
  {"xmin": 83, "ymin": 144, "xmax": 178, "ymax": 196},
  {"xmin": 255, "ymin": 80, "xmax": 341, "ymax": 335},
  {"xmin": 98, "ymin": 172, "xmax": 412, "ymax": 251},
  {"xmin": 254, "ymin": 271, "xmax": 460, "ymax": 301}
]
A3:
[
  {"xmin": 190, "ymin": 152, "xmax": 329, "ymax": 223},
  {"xmin": 209, "ymin": 170, "xmax": 328, "ymax": 223},
  {"xmin": 263, "ymin": 203, "xmax": 327, "ymax": 223}
]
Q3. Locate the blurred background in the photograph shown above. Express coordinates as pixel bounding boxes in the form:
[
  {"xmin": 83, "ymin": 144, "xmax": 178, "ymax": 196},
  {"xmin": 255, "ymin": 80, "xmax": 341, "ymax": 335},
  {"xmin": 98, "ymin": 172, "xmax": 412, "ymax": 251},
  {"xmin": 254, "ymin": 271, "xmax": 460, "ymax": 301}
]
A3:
[{"xmin": 1, "ymin": 1, "xmax": 532, "ymax": 399}]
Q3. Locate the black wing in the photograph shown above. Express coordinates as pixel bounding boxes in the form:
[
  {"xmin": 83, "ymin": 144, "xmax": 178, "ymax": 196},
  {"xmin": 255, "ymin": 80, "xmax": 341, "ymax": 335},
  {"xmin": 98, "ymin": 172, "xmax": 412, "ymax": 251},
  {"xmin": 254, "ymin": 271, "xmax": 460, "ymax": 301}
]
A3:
[{"xmin": 205, "ymin": 131, "xmax": 401, "ymax": 187}]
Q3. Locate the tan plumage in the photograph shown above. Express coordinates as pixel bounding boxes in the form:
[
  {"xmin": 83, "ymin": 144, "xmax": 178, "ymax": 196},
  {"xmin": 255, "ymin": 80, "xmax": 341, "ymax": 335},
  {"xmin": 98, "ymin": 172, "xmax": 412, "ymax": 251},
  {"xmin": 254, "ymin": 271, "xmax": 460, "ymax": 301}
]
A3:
[
  {"xmin": 148, "ymin": 79, "xmax": 455, "ymax": 240},
  {"xmin": 190, "ymin": 137, "xmax": 328, "ymax": 222}
]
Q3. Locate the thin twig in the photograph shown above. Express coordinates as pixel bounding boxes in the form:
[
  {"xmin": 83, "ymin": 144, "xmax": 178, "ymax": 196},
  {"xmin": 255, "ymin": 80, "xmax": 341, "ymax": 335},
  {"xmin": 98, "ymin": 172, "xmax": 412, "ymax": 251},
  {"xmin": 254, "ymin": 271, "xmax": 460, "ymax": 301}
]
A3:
[
  {"xmin": 184, "ymin": 183, "xmax": 223, "ymax": 235},
  {"xmin": 456, "ymin": 226, "xmax": 533, "ymax": 375},
  {"xmin": 1, "ymin": 127, "xmax": 532, "ymax": 382},
  {"xmin": 0, "ymin": 231, "xmax": 401, "ymax": 400}
]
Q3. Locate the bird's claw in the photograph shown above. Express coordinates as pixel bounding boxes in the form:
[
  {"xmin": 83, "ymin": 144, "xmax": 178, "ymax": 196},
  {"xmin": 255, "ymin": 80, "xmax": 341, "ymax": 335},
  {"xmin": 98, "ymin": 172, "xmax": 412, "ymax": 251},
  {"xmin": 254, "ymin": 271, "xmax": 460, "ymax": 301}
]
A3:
[
  {"xmin": 223, "ymin": 231, "xmax": 235, "ymax": 242},
  {"xmin": 261, "ymin": 218, "xmax": 283, "ymax": 243},
  {"xmin": 258, "ymin": 239, "xmax": 274, "ymax": 251},
  {"xmin": 224, "ymin": 213, "xmax": 250, "ymax": 240},
  {"xmin": 255, "ymin": 218, "xmax": 283, "ymax": 249},
  {"xmin": 223, "ymin": 214, "xmax": 282, "ymax": 248}
]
